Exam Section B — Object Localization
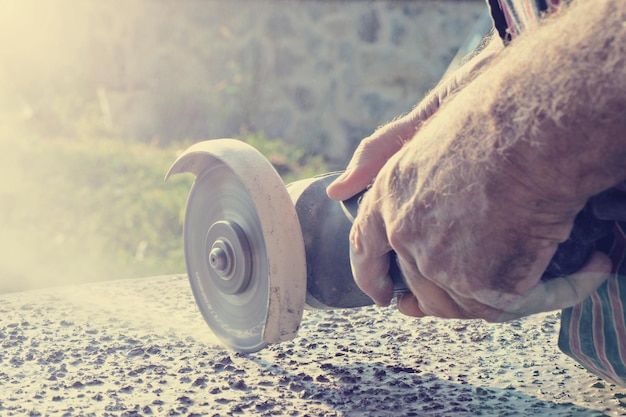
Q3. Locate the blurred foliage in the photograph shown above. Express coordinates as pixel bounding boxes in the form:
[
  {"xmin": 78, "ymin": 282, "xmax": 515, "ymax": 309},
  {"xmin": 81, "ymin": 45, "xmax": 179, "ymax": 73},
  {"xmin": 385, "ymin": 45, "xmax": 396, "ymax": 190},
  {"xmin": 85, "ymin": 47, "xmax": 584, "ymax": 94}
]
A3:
[
  {"xmin": 0, "ymin": 2, "xmax": 331, "ymax": 292},
  {"xmin": 0, "ymin": 130, "xmax": 327, "ymax": 293},
  {"xmin": 243, "ymin": 131, "xmax": 328, "ymax": 181}
]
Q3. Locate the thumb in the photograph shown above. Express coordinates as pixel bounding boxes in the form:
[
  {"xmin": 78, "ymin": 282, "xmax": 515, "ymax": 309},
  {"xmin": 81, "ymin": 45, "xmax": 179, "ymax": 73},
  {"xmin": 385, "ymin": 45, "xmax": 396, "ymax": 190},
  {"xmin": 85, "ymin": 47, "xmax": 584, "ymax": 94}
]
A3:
[
  {"xmin": 497, "ymin": 251, "xmax": 612, "ymax": 321},
  {"xmin": 327, "ymin": 136, "xmax": 405, "ymax": 201},
  {"xmin": 326, "ymin": 166, "xmax": 377, "ymax": 201}
]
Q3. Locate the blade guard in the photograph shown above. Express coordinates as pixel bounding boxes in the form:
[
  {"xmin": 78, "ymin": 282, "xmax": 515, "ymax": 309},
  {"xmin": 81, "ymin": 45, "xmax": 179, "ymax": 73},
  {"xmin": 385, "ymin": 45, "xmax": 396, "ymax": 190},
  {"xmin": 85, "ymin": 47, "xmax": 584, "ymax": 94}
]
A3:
[{"xmin": 166, "ymin": 139, "xmax": 307, "ymax": 344}]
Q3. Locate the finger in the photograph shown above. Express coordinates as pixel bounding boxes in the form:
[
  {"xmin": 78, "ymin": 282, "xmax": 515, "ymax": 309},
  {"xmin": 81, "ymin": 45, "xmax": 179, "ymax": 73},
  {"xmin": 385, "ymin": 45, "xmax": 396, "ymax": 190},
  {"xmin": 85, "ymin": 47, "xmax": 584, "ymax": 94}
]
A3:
[
  {"xmin": 328, "ymin": 85, "xmax": 451, "ymax": 201},
  {"xmin": 397, "ymin": 286, "xmax": 479, "ymax": 319},
  {"xmin": 395, "ymin": 258, "xmax": 474, "ymax": 319},
  {"xmin": 349, "ymin": 211, "xmax": 394, "ymax": 307},
  {"xmin": 326, "ymin": 163, "xmax": 381, "ymax": 202},
  {"xmin": 327, "ymin": 129, "xmax": 407, "ymax": 201},
  {"xmin": 397, "ymin": 293, "xmax": 426, "ymax": 317},
  {"xmin": 496, "ymin": 251, "xmax": 612, "ymax": 321}
]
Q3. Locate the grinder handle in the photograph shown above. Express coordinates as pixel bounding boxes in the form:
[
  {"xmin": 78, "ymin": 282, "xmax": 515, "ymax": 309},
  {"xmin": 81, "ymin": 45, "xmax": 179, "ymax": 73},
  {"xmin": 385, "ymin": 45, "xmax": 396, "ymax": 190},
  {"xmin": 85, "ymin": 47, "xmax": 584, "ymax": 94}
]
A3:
[{"xmin": 340, "ymin": 192, "xmax": 409, "ymax": 294}]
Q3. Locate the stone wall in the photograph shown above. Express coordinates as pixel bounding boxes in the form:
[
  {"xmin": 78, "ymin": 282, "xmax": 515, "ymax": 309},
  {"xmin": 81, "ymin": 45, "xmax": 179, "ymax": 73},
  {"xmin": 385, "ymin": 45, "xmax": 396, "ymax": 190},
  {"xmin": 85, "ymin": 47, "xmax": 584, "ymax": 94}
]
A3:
[
  {"xmin": 2, "ymin": 0, "xmax": 487, "ymax": 166},
  {"xmin": 183, "ymin": 1, "xmax": 487, "ymax": 165}
]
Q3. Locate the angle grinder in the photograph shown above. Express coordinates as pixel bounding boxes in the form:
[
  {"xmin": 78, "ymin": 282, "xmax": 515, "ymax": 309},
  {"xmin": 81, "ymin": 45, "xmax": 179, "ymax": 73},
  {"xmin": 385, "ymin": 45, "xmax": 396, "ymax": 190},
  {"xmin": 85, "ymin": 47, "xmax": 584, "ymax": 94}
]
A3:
[{"xmin": 166, "ymin": 138, "xmax": 614, "ymax": 353}]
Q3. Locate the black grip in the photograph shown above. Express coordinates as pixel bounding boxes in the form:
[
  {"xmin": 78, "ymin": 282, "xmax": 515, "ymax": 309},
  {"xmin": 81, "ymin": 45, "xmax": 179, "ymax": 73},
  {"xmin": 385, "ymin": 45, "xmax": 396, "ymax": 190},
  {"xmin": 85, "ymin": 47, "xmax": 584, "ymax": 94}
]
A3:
[
  {"xmin": 341, "ymin": 192, "xmax": 408, "ymax": 293},
  {"xmin": 542, "ymin": 189, "xmax": 620, "ymax": 280}
]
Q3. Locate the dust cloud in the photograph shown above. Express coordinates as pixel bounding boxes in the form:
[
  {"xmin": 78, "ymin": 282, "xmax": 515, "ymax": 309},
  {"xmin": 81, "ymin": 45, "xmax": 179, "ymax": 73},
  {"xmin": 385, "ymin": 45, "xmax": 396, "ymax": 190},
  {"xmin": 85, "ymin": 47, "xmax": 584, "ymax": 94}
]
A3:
[
  {"xmin": 0, "ymin": 135, "xmax": 125, "ymax": 294},
  {"xmin": 0, "ymin": 2, "xmax": 184, "ymax": 294}
]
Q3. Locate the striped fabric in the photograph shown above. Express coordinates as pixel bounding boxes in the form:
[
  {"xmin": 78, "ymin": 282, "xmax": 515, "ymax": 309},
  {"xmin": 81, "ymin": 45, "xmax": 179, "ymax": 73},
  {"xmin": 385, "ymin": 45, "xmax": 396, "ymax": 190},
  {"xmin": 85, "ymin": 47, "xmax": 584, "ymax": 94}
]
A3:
[
  {"xmin": 488, "ymin": 0, "xmax": 561, "ymax": 43},
  {"xmin": 559, "ymin": 225, "xmax": 626, "ymax": 386}
]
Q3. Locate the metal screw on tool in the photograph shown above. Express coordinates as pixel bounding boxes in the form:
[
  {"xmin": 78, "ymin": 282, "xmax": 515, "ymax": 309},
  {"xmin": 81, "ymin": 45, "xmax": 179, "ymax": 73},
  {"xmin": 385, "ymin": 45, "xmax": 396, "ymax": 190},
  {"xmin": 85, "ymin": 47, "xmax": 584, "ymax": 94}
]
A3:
[{"xmin": 209, "ymin": 240, "xmax": 233, "ymax": 279}]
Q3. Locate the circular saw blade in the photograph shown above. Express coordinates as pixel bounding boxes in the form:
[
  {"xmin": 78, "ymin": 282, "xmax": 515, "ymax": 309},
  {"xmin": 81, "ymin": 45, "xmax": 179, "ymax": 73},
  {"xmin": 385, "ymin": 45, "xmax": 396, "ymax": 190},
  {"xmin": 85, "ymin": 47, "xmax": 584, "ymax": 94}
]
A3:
[
  {"xmin": 185, "ymin": 163, "xmax": 269, "ymax": 352},
  {"xmin": 175, "ymin": 139, "xmax": 307, "ymax": 353}
]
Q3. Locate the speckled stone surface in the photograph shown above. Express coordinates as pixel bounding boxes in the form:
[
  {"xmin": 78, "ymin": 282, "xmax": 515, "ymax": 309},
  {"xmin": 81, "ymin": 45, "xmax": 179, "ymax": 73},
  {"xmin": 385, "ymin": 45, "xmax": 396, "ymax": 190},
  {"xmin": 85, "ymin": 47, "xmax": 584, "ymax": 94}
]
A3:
[{"xmin": 0, "ymin": 275, "xmax": 623, "ymax": 416}]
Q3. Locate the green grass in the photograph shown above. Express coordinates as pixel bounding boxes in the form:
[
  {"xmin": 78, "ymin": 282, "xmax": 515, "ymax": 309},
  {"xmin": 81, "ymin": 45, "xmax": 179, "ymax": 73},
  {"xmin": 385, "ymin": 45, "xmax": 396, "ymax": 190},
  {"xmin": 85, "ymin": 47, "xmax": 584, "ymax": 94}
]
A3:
[{"xmin": 0, "ymin": 132, "xmax": 327, "ymax": 293}]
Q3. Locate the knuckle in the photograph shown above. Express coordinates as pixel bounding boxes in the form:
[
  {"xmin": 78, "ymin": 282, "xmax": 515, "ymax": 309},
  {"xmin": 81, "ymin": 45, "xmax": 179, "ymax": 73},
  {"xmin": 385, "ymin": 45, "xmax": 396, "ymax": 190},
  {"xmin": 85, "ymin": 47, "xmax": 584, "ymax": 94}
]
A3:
[
  {"xmin": 386, "ymin": 228, "xmax": 405, "ymax": 251},
  {"xmin": 354, "ymin": 136, "xmax": 379, "ymax": 157},
  {"xmin": 416, "ymin": 256, "xmax": 439, "ymax": 280}
]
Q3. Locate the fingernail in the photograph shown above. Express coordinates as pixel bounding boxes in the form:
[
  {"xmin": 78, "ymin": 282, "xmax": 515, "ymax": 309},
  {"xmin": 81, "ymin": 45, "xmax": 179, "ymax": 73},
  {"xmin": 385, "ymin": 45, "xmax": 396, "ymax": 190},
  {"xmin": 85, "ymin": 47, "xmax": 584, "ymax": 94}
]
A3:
[
  {"xmin": 332, "ymin": 170, "xmax": 350, "ymax": 185},
  {"xmin": 326, "ymin": 171, "xmax": 349, "ymax": 199},
  {"xmin": 349, "ymin": 231, "xmax": 362, "ymax": 254}
]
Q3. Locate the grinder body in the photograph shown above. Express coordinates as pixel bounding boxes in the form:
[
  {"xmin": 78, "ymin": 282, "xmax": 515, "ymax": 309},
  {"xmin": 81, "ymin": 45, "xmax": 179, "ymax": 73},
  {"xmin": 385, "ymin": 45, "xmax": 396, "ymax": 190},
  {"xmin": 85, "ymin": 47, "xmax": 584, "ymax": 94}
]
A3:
[{"xmin": 288, "ymin": 173, "xmax": 406, "ymax": 309}]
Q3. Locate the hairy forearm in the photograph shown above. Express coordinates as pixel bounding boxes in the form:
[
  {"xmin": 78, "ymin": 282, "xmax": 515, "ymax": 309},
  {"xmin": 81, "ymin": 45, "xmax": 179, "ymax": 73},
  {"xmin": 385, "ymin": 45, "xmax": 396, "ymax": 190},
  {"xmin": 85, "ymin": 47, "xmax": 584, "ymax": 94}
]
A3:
[
  {"xmin": 440, "ymin": 0, "xmax": 626, "ymax": 203},
  {"xmin": 404, "ymin": 34, "xmax": 503, "ymax": 128}
]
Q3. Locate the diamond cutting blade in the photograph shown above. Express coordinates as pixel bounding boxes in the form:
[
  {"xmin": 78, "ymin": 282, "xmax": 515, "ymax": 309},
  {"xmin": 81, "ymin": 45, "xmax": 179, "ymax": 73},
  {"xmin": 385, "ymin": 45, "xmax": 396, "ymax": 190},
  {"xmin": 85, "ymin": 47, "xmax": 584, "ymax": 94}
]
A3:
[
  {"xmin": 185, "ymin": 163, "xmax": 270, "ymax": 352},
  {"xmin": 166, "ymin": 139, "xmax": 307, "ymax": 353}
]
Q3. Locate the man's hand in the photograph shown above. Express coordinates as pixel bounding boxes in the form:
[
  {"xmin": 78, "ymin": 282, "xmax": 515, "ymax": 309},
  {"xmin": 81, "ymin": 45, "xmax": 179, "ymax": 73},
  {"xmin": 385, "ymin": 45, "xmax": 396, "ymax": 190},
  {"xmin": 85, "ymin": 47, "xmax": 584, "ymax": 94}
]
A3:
[
  {"xmin": 329, "ymin": 0, "xmax": 626, "ymax": 321},
  {"xmin": 348, "ymin": 117, "xmax": 611, "ymax": 321}
]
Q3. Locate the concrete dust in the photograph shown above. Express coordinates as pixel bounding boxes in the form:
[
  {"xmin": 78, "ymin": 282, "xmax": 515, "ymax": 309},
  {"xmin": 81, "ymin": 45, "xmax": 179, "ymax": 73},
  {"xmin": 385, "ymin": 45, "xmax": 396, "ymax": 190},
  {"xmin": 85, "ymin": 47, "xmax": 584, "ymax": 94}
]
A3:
[{"xmin": 0, "ymin": 134, "xmax": 120, "ymax": 294}]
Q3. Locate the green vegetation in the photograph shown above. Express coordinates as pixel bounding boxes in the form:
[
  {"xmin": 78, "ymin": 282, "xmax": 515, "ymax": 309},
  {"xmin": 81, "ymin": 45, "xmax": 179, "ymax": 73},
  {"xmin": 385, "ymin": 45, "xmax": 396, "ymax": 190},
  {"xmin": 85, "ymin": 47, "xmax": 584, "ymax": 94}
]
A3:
[
  {"xmin": 0, "ymin": 2, "xmax": 335, "ymax": 293},
  {"xmin": 0, "ymin": 131, "xmax": 327, "ymax": 293}
]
